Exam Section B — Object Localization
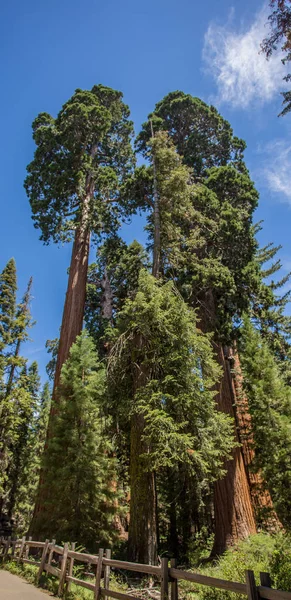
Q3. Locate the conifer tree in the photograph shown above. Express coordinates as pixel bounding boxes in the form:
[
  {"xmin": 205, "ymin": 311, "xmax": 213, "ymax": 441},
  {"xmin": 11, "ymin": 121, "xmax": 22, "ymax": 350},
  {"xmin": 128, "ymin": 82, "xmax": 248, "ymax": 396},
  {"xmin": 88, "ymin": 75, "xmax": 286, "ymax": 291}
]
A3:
[
  {"xmin": 108, "ymin": 270, "xmax": 234, "ymax": 562},
  {"xmin": 239, "ymin": 317, "xmax": 291, "ymax": 527},
  {"xmin": 13, "ymin": 380, "xmax": 51, "ymax": 534},
  {"xmin": 32, "ymin": 331, "xmax": 118, "ymax": 548},
  {"xmin": 25, "ymin": 86, "xmax": 134, "ymax": 533},
  {"xmin": 0, "ymin": 259, "xmax": 17, "ymax": 379},
  {"xmin": 6, "ymin": 362, "xmax": 40, "ymax": 522},
  {"xmin": 261, "ymin": 0, "xmax": 291, "ymax": 115},
  {"xmin": 85, "ymin": 237, "xmax": 149, "ymax": 354},
  {"xmin": 135, "ymin": 94, "xmax": 262, "ymax": 553},
  {"xmin": 24, "ymin": 85, "xmax": 134, "ymax": 411},
  {"xmin": 108, "ymin": 131, "xmax": 236, "ymax": 562},
  {"xmin": 5, "ymin": 277, "xmax": 33, "ymax": 399}
]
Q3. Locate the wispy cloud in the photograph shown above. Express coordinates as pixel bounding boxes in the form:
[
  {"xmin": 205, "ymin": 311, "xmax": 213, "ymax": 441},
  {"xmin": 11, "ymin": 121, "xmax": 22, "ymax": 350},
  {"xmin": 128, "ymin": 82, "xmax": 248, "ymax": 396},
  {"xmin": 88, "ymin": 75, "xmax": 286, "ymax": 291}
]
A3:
[
  {"xmin": 260, "ymin": 140, "xmax": 291, "ymax": 204},
  {"xmin": 202, "ymin": 6, "xmax": 286, "ymax": 109}
]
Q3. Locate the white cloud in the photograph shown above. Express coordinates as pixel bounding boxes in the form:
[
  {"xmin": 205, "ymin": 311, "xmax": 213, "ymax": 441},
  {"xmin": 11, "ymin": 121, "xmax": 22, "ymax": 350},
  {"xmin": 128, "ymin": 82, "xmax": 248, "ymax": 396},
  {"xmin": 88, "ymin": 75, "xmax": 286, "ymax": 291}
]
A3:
[
  {"xmin": 203, "ymin": 6, "xmax": 287, "ymax": 109},
  {"xmin": 260, "ymin": 140, "xmax": 291, "ymax": 204}
]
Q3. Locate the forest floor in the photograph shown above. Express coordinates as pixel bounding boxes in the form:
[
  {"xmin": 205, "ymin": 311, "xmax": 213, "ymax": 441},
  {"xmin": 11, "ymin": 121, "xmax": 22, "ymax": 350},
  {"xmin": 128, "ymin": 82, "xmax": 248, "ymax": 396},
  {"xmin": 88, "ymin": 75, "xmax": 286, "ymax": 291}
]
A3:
[{"xmin": 0, "ymin": 569, "xmax": 52, "ymax": 598}]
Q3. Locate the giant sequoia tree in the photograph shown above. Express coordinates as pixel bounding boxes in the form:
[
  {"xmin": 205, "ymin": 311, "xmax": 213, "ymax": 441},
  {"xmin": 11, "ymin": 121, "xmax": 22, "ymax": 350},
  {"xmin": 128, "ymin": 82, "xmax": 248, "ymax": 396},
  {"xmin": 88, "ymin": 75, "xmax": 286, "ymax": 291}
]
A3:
[
  {"xmin": 106, "ymin": 131, "xmax": 236, "ymax": 562},
  {"xmin": 25, "ymin": 86, "xmax": 134, "ymax": 404},
  {"xmin": 25, "ymin": 86, "xmax": 134, "ymax": 533},
  {"xmin": 136, "ymin": 92, "xmax": 274, "ymax": 553}
]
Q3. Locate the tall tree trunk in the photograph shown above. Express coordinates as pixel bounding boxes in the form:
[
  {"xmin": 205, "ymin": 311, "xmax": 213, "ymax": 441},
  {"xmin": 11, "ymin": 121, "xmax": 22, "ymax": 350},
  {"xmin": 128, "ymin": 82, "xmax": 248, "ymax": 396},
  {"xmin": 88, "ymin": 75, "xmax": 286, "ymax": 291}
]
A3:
[
  {"xmin": 226, "ymin": 346, "xmax": 281, "ymax": 531},
  {"xmin": 197, "ymin": 290, "xmax": 256, "ymax": 556},
  {"xmin": 211, "ymin": 344, "xmax": 256, "ymax": 556},
  {"xmin": 51, "ymin": 206, "xmax": 91, "ymax": 413},
  {"xmin": 128, "ymin": 333, "xmax": 157, "ymax": 564},
  {"xmin": 29, "ymin": 189, "xmax": 92, "ymax": 536}
]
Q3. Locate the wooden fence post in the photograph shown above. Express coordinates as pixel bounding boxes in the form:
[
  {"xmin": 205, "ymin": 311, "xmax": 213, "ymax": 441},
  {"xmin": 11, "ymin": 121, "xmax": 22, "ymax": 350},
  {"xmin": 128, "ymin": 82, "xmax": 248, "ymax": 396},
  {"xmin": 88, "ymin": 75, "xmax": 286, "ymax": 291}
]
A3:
[
  {"xmin": 37, "ymin": 539, "xmax": 49, "ymax": 584},
  {"xmin": 3, "ymin": 536, "xmax": 11, "ymax": 560},
  {"xmin": 94, "ymin": 548, "xmax": 104, "ymax": 600},
  {"xmin": 47, "ymin": 538, "xmax": 56, "ymax": 567},
  {"xmin": 161, "ymin": 557, "xmax": 169, "ymax": 600},
  {"xmin": 58, "ymin": 542, "xmax": 69, "ymax": 597},
  {"xmin": 260, "ymin": 573, "xmax": 272, "ymax": 588},
  {"xmin": 17, "ymin": 537, "xmax": 26, "ymax": 564},
  {"xmin": 25, "ymin": 536, "xmax": 32, "ymax": 561},
  {"xmin": 66, "ymin": 542, "xmax": 76, "ymax": 593},
  {"xmin": 170, "ymin": 558, "xmax": 178, "ymax": 600},
  {"xmin": 104, "ymin": 548, "xmax": 111, "ymax": 600},
  {"xmin": 246, "ymin": 570, "xmax": 259, "ymax": 600}
]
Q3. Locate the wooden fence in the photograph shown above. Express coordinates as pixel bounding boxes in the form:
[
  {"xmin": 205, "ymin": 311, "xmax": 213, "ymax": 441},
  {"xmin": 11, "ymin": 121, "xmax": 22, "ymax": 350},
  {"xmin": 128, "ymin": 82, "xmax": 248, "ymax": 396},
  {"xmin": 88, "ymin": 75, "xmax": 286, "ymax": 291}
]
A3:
[{"xmin": 1, "ymin": 537, "xmax": 291, "ymax": 600}]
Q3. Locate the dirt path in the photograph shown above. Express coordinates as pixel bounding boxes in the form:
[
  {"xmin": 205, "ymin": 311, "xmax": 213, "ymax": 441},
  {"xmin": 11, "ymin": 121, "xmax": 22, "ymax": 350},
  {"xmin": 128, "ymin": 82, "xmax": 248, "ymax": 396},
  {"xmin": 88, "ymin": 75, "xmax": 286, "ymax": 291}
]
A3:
[{"xmin": 0, "ymin": 570, "xmax": 52, "ymax": 598}]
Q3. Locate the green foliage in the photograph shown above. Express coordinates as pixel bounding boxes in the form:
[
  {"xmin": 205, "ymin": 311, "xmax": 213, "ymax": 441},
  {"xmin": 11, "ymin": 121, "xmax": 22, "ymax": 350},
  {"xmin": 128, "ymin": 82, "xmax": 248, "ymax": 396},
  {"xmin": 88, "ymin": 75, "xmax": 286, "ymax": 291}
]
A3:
[
  {"xmin": 35, "ymin": 331, "xmax": 119, "ymax": 548},
  {"xmin": 135, "ymin": 103, "xmax": 261, "ymax": 343},
  {"xmin": 12, "ymin": 376, "xmax": 51, "ymax": 535},
  {"xmin": 136, "ymin": 91, "xmax": 246, "ymax": 175},
  {"xmin": 191, "ymin": 534, "xmax": 277, "ymax": 600},
  {"xmin": 109, "ymin": 271, "xmax": 235, "ymax": 532},
  {"xmin": 24, "ymin": 86, "xmax": 135, "ymax": 244},
  {"xmin": 85, "ymin": 237, "xmax": 149, "ymax": 352},
  {"xmin": 0, "ymin": 258, "xmax": 17, "ymax": 370},
  {"xmin": 270, "ymin": 533, "xmax": 291, "ymax": 591},
  {"xmin": 239, "ymin": 317, "xmax": 291, "ymax": 527},
  {"xmin": 261, "ymin": 1, "xmax": 291, "ymax": 115}
]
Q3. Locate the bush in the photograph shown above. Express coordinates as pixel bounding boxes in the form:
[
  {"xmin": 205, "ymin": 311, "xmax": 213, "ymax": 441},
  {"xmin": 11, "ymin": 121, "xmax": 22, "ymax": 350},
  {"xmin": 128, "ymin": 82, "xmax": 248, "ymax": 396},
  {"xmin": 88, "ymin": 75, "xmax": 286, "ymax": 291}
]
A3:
[
  {"xmin": 270, "ymin": 534, "xmax": 291, "ymax": 591},
  {"xmin": 179, "ymin": 534, "xmax": 279, "ymax": 600}
]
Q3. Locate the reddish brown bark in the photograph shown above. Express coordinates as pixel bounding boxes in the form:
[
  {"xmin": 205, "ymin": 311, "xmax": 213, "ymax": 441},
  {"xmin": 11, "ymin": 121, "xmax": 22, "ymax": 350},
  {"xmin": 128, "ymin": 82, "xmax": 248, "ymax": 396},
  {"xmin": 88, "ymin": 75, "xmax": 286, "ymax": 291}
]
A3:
[
  {"xmin": 226, "ymin": 346, "xmax": 281, "ymax": 531},
  {"xmin": 29, "ymin": 189, "xmax": 92, "ymax": 536},
  {"xmin": 211, "ymin": 344, "xmax": 256, "ymax": 556}
]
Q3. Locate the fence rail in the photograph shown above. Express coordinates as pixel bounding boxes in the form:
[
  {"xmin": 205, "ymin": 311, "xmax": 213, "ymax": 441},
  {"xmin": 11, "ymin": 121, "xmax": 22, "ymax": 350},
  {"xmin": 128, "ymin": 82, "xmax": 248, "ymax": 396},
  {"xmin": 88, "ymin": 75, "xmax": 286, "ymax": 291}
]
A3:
[{"xmin": 0, "ymin": 537, "xmax": 291, "ymax": 600}]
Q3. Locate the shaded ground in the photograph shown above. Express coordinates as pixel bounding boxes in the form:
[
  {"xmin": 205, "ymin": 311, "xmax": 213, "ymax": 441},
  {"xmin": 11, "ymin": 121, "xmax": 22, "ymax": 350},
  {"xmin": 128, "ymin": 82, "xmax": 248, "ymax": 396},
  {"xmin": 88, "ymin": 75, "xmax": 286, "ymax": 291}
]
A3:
[{"xmin": 0, "ymin": 570, "xmax": 51, "ymax": 598}]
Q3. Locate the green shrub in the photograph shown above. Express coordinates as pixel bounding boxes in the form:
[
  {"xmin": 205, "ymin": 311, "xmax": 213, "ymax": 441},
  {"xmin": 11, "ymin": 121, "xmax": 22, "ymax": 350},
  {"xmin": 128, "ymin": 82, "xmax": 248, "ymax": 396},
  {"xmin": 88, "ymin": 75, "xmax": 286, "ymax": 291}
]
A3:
[{"xmin": 269, "ymin": 534, "xmax": 291, "ymax": 591}]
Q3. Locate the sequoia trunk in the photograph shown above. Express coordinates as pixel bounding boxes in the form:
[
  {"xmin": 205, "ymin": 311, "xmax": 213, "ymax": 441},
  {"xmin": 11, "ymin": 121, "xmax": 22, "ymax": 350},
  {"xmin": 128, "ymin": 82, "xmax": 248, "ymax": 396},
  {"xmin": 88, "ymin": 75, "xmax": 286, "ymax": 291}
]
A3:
[
  {"xmin": 227, "ymin": 346, "xmax": 281, "ymax": 531},
  {"xmin": 29, "ymin": 191, "xmax": 91, "ymax": 536},
  {"xmin": 197, "ymin": 290, "xmax": 256, "ymax": 556},
  {"xmin": 211, "ymin": 344, "xmax": 256, "ymax": 556}
]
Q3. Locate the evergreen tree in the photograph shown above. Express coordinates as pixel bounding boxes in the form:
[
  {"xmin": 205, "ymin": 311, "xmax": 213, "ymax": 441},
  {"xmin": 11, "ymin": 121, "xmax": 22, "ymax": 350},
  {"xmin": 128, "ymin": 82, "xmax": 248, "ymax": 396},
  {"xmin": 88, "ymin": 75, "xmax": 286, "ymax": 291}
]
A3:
[
  {"xmin": 107, "ymin": 131, "xmax": 237, "ymax": 562},
  {"xmin": 25, "ymin": 85, "xmax": 135, "ymax": 534},
  {"xmin": 0, "ymin": 258, "xmax": 17, "ymax": 379},
  {"xmin": 6, "ymin": 362, "xmax": 40, "ymax": 522},
  {"xmin": 13, "ymin": 380, "xmax": 51, "ymax": 535},
  {"xmin": 24, "ymin": 85, "xmax": 134, "ymax": 413},
  {"xmin": 108, "ymin": 270, "xmax": 234, "ymax": 562},
  {"xmin": 5, "ymin": 277, "xmax": 34, "ymax": 398},
  {"xmin": 32, "ymin": 331, "xmax": 119, "ymax": 548},
  {"xmin": 239, "ymin": 317, "xmax": 291, "ymax": 527},
  {"xmin": 261, "ymin": 0, "xmax": 291, "ymax": 115},
  {"xmin": 85, "ymin": 237, "xmax": 149, "ymax": 354}
]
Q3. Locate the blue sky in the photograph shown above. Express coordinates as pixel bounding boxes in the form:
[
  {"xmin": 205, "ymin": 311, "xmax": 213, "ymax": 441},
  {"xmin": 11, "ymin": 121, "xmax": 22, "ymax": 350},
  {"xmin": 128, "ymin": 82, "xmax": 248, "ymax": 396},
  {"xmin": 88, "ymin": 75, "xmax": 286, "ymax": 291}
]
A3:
[{"xmin": 1, "ymin": 0, "xmax": 291, "ymax": 382}]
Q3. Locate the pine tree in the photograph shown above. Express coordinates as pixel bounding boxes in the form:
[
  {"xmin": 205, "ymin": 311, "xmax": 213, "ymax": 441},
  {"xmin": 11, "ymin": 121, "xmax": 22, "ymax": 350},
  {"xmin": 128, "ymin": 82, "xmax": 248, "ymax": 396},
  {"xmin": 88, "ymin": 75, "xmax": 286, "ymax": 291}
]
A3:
[
  {"xmin": 32, "ymin": 331, "xmax": 119, "ymax": 548},
  {"xmin": 0, "ymin": 258, "xmax": 17, "ymax": 379},
  {"xmin": 6, "ymin": 362, "xmax": 40, "ymax": 523},
  {"xmin": 13, "ymin": 380, "xmax": 51, "ymax": 535},
  {"xmin": 5, "ymin": 277, "xmax": 33, "ymax": 398}
]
